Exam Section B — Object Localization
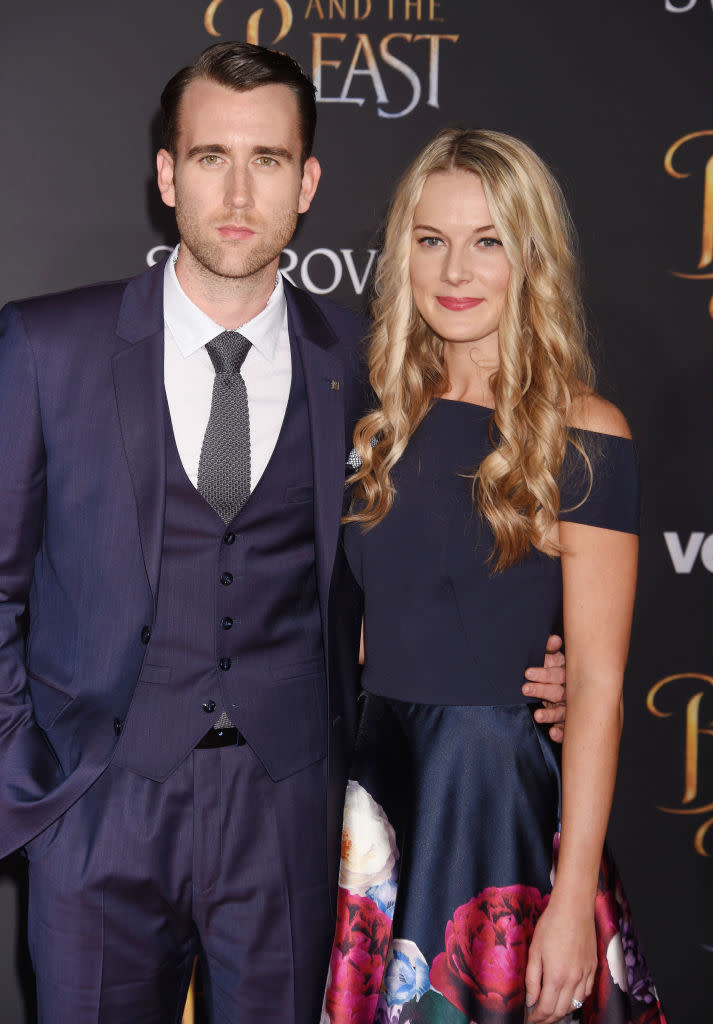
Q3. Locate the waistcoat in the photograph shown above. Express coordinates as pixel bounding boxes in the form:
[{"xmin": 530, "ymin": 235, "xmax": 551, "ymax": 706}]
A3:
[{"xmin": 113, "ymin": 333, "xmax": 326, "ymax": 782}]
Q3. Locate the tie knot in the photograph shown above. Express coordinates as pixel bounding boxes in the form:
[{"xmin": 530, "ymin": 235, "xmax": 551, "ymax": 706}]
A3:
[{"xmin": 206, "ymin": 331, "xmax": 252, "ymax": 374}]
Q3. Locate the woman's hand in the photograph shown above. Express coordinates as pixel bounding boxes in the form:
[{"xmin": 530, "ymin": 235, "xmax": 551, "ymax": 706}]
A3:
[{"xmin": 525, "ymin": 898, "xmax": 596, "ymax": 1022}]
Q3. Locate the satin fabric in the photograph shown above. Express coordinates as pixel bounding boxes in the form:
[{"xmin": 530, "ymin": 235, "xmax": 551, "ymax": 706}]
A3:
[{"xmin": 324, "ymin": 695, "xmax": 666, "ymax": 1024}]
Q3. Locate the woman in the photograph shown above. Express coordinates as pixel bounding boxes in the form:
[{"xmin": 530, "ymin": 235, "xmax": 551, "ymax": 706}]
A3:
[{"xmin": 322, "ymin": 130, "xmax": 665, "ymax": 1024}]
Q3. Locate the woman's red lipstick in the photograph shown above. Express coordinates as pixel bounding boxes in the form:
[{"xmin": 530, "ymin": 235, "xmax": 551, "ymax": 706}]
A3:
[{"xmin": 436, "ymin": 296, "xmax": 483, "ymax": 311}]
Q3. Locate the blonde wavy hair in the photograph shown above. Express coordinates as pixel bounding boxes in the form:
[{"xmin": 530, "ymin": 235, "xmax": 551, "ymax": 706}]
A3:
[{"xmin": 346, "ymin": 127, "xmax": 595, "ymax": 571}]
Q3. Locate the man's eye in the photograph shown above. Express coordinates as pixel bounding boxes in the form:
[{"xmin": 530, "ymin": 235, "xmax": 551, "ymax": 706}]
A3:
[
  {"xmin": 201, "ymin": 155, "xmax": 221, "ymax": 166},
  {"xmin": 256, "ymin": 156, "xmax": 277, "ymax": 167}
]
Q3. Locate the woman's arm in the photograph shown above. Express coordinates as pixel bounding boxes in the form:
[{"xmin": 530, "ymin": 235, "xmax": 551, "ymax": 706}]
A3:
[{"xmin": 526, "ymin": 397, "xmax": 638, "ymax": 1023}]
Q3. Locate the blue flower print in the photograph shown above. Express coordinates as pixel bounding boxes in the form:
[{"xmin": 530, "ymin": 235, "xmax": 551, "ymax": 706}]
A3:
[{"xmin": 384, "ymin": 939, "xmax": 430, "ymax": 1007}]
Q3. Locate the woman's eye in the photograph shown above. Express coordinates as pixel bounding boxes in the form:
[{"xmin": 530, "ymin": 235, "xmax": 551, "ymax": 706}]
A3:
[
  {"xmin": 417, "ymin": 236, "xmax": 443, "ymax": 248},
  {"xmin": 478, "ymin": 237, "xmax": 503, "ymax": 248}
]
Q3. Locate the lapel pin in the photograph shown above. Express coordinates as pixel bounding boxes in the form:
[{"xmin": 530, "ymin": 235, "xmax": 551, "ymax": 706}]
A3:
[{"xmin": 329, "ymin": 379, "xmax": 341, "ymax": 391}]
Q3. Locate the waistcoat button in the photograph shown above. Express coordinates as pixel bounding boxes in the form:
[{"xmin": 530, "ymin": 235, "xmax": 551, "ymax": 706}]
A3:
[
  {"xmin": 220, "ymin": 617, "xmax": 233, "ymax": 630},
  {"xmin": 223, "ymin": 532, "xmax": 236, "ymax": 545},
  {"xmin": 219, "ymin": 657, "xmax": 232, "ymax": 671},
  {"xmin": 140, "ymin": 626, "xmax": 151, "ymax": 644},
  {"xmin": 220, "ymin": 572, "xmax": 233, "ymax": 586},
  {"xmin": 202, "ymin": 699, "xmax": 216, "ymax": 713}
]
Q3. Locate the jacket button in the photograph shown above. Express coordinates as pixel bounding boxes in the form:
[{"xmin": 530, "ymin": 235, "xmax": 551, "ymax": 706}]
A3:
[
  {"xmin": 220, "ymin": 616, "xmax": 233, "ymax": 630},
  {"xmin": 223, "ymin": 532, "xmax": 236, "ymax": 545},
  {"xmin": 113, "ymin": 718, "xmax": 122, "ymax": 736},
  {"xmin": 220, "ymin": 572, "xmax": 233, "ymax": 586},
  {"xmin": 202, "ymin": 699, "xmax": 216, "ymax": 713},
  {"xmin": 140, "ymin": 626, "xmax": 151, "ymax": 644},
  {"xmin": 219, "ymin": 657, "xmax": 232, "ymax": 671}
]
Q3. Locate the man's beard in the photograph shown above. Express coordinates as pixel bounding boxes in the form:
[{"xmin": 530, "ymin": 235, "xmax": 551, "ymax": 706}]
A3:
[{"xmin": 175, "ymin": 204, "xmax": 299, "ymax": 282}]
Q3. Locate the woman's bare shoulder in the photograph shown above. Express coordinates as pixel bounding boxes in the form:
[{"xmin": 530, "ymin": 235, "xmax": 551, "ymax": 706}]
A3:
[{"xmin": 568, "ymin": 392, "xmax": 632, "ymax": 440}]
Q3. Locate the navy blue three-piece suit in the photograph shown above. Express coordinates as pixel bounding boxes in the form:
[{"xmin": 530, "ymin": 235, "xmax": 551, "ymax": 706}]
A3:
[{"xmin": 0, "ymin": 259, "xmax": 367, "ymax": 1022}]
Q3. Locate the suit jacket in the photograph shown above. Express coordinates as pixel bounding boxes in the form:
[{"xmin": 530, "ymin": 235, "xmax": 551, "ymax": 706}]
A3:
[{"xmin": 0, "ymin": 260, "xmax": 367, "ymax": 884}]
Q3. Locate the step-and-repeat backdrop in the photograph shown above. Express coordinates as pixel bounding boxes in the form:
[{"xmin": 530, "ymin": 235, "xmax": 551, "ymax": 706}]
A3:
[{"xmin": 1, "ymin": 1, "xmax": 711, "ymax": 1020}]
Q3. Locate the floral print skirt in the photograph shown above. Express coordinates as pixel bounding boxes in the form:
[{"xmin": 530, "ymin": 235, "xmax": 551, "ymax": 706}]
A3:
[{"xmin": 322, "ymin": 693, "xmax": 666, "ymax": 1024}]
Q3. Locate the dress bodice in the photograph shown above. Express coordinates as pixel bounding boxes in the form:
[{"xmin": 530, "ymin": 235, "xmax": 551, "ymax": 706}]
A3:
[{"xmin": 344, "ymin": 399, "xmax": 639, "ymax": 706}]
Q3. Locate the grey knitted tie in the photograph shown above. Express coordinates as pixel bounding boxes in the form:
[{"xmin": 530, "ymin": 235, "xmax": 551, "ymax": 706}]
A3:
[{"xmin": 197, "ymin": 331, "xmax": 252, "ymax": 523}]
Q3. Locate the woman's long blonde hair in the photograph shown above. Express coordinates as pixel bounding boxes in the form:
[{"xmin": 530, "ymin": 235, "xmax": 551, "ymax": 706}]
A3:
[{"xmin": 346, "ymin": 128, "xmax": 595, "ymax": 571}]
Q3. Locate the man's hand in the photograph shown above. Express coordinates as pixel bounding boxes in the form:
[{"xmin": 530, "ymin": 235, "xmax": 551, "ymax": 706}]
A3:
[{"xmin": 522, "ymin": 634, "xmax": 566, "ymax": 743}]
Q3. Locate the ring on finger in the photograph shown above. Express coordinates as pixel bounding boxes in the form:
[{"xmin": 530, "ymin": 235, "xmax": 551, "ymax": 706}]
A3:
[{"xmin": 572, "ymin": 997, "xmax": 584, "ymax": 1010}]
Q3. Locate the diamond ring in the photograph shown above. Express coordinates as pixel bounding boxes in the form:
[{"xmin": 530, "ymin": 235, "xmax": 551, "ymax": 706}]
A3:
[{"xmin": 572, "ymin": 997, "xmax": 584, "ymax": 1010}]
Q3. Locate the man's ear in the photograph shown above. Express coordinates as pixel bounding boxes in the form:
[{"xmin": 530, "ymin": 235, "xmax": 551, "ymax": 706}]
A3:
[
  {"xmin": 298, "ymin": 156, "xmax": 322, "ymax": 214},
  {"xmin": 156, "ymin": 149, "xmax": 177, "ymax": 209}
]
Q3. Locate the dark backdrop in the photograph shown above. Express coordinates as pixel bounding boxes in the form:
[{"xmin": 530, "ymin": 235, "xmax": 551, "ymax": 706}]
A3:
[{"xmin": 1, "ymin": 1, "xmax": 711, "ymax": 1020}]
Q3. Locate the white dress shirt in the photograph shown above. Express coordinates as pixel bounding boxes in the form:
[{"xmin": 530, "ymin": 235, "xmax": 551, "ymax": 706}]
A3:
[{"xmin": 163, "ymin": 246, "xmax": 292, "ymax": 491}]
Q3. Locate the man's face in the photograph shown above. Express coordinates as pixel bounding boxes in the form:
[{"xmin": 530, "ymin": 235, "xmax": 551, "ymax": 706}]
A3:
[{"xmin": 157, "ymin": 79, "xmax": 320, "ymax": 291}]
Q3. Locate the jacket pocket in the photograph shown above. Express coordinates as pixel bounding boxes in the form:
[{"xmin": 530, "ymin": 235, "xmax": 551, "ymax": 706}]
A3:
[
  {"xmin": 270, "ymin": 655, "xmax": 324, "ymax": 682},
  {"xmin": 237, "ymin": 672, "xmax": 327, "ymax": 782},
  {"xmin": 283, "ymin": 484, "xmax": 313, "ymax": 504},
  {"xmin": 137, "ymin": 664, "xmax": 172, "ymax": 685},
  {"xmin": 27, "ymin": 673, "xmax": 74, "ymax": 731}
]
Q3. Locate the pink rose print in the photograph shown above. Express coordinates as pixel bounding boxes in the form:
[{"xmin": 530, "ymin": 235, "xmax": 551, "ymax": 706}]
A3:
[
  {"xmin": 324, "ymin": 888, "xmax": 393, "ymax": 1023},
  {"xmin": 430, "ymin": 885, "xmax": 549, "ymax": 1018}
]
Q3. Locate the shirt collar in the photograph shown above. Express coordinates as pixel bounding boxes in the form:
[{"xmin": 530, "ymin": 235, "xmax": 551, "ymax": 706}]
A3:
[{"xmin": 163, "ymin": 244, "xmax": 287, "ymax": 362}]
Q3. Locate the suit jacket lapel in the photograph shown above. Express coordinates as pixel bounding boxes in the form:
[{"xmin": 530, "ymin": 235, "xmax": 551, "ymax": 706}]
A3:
[
  {"xmin": 285, "ymin": 282, "xmax": 345, "ymax": 641},
  {"xmin": 110, "ymin": 269, "xmax": 348, "ymax": 618},
  {"xmin": 112, "ymin": 261, "xmax": 167, "ymax": 605}
]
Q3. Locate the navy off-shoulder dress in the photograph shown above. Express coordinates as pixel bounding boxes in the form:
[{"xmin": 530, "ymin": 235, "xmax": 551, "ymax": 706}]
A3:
[{"xmin": 322, "ymin": 400, "xmax": 666, "ymax": 1024}]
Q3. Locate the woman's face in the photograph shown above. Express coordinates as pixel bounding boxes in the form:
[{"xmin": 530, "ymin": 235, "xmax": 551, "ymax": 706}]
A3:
[{"xmin": 409, "ymin": 170, "xmax": 511, "ymax": 351}]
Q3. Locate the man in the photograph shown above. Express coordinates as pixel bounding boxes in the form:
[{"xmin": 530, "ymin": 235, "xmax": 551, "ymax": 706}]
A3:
[{"xmin": 0, "ymin": 42, "xmax": 566, "ymax": 1023}]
